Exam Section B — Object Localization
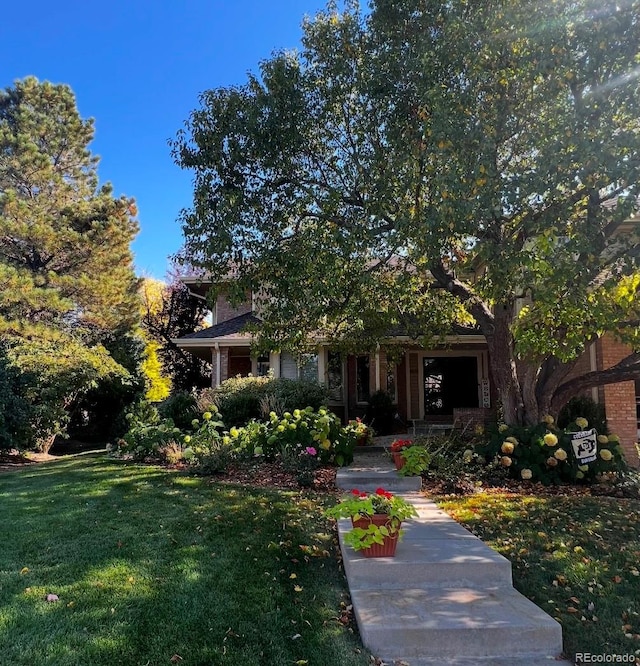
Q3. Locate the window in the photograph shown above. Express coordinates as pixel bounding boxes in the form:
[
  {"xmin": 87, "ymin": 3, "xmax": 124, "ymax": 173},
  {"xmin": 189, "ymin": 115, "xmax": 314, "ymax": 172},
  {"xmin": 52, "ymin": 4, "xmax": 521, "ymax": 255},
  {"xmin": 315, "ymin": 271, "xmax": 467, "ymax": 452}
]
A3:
[
  {"xmin": 256, "ymin": 354, "xmax": 270, "ymax": 377},
  {"xmin": 327, "ymin": 351, "xmax": 343, "ymax": 401},
  {"xmin": 299, "ymin": 354, "xmax": 318, "ymax": 382},
  {"xmin": 356, "ymin": 355, "xmax": 371, "ymax": 403},
  {"xmin": 386, "ymin": 364, "xmax": 397, "ymax": 402}
]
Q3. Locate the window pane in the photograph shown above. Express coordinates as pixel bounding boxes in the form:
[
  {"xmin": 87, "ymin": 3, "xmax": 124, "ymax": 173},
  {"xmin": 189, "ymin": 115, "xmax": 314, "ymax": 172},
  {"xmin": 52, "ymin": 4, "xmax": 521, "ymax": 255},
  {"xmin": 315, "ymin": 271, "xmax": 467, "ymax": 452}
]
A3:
[
  {"xmin": 257, "ymin": 354, "xmax": 270, "ymax": 377},
  {"xmin": 356, "ymin": 355, "xmax": 370, "ymax": 403},
  {"xmin": 327, "ymin": 351, "xmax": 343, "ymax": 401},
  {"xmin": 386, "ymin": 364, "xmax": 397, "ymax": 402},
  {"xmin": 299, "ymin": 354, "xmax": 318, "ymax": 382}
]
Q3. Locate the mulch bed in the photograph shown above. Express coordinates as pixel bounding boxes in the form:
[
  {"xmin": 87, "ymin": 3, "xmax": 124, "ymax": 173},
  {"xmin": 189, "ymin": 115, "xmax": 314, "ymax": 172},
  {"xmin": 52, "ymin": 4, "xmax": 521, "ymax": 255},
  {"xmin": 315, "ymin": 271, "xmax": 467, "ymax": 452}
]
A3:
[
  {"xmin": 2, "ymin": 449, "xmax": 634, "ymax": 499},
  {"xmin": 210, "ymin": 459, "xmax": 338, "ymax": 492}
]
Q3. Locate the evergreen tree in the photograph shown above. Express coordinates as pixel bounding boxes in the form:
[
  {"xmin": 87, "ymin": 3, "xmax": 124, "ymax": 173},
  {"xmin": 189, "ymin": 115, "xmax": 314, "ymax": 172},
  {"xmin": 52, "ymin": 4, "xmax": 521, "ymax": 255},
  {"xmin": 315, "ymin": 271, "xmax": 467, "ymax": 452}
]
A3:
[{"xmin": 0, "ymin": 77, "xmax": 141, "ymax": 450}]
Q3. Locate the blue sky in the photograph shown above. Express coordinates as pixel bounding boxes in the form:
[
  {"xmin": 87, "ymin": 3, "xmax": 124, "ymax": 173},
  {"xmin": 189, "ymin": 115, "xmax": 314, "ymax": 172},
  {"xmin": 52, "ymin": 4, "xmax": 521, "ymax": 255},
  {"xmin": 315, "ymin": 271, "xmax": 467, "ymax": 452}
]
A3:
[{"xmin": 1, "ymin": 1, "xmax": 329, "ymax": 279}]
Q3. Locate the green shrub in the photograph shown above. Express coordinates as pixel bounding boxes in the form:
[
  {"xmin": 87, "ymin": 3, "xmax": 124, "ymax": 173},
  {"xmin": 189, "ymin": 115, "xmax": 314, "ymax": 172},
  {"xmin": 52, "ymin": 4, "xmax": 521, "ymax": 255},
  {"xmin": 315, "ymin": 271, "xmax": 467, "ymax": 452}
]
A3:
[
  {"xmin": 0, "ymin": 345, "xmax": 34, "ymax": 450},
  {"xmin": 182, "ymin": 409, "xmax": 232, "ymax": 473},
  {"xmin": 228, "ymin": 406, "xmax": 354, "ymax": 466},
  {"xmin": 117, "ymin": 416, "xmax": 181, "ymax": 460},
  {"xmin": 270, "ymin": 378, "xmax": 329, "ymax": 414},
  {"xmin": 558, "ymin": 395, "xmax": 609, "ymax": 435},
  {"xmin": 197, "ymin": 376, "xmax": 270, "ymax": 425},
  {"xmin": 158, "ymin": 391, "xmax": 198, "ymax": 430},
  {"xmin": 366, "ymin": 390, "xmax": 395, "ymax": 435},
  {"xmin": 476, "ymin": 416, "xmax": 627, "ymax": 485},
  {"xmin": 197, "ymin": 376, "xmax": 330, "ymax": 427}
]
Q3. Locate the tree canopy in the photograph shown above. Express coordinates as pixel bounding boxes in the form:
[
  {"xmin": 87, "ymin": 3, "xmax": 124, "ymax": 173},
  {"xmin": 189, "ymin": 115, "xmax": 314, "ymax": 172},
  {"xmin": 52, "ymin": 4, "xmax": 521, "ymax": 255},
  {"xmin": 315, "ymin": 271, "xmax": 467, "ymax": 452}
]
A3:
[
  {"xmin": 140, "ymin": 273, "xmax": 211, "ymax": 392},
  {"xmin": 0, "ymin": 77, "xmax": 141, "ymax": 449},
  {"xmin": 173, "ymin": 0, "xmax": 640, "ymax": 425}
]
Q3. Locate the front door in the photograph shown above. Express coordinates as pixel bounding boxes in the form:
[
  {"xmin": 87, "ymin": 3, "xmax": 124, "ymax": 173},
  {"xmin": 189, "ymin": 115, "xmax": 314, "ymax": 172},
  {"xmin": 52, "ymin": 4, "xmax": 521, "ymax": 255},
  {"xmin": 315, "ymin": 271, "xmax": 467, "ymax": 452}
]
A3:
[
  {"xmin": 228, "ymin": 356, "xmax": 252, "ymax": 377},
  {"xmin": 423, "ymin": 357, "xmax": 478, "ymax": 416}
]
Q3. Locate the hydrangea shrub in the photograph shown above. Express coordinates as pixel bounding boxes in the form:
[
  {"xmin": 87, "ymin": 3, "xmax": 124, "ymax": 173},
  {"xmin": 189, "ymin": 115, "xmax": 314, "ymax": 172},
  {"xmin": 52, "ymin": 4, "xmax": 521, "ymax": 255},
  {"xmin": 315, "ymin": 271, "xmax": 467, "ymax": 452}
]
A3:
[{"xmin": 476, "ymin": 416, "xmax": 627, "ymax": 485}]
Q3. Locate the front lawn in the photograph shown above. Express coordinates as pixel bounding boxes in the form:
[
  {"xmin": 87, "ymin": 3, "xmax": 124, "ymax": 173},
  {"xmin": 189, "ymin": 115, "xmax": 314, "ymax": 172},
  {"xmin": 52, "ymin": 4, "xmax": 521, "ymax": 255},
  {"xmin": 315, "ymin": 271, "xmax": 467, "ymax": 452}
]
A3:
[
  {"xmin": 436, "ymin": 491, "xmax": 640, "ymax": 663},
  {"xmin": 0, "ymin": 455, "xmax": 370, "ymax": 666}
]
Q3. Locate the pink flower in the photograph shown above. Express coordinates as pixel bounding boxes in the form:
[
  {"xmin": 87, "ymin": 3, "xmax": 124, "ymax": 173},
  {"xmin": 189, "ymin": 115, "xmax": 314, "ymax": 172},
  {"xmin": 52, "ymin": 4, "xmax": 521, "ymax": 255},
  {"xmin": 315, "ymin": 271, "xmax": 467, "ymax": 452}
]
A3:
[{"xmin": 305, "ymin": 447, "xmax": 317, "ymax": 456}]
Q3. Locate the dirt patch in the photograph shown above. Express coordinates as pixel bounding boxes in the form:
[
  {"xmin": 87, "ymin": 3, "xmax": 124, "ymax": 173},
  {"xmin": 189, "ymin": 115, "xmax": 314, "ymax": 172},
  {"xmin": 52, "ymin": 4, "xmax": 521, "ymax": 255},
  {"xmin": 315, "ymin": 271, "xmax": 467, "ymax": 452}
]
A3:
[{"xmin": 0, "ymin": 450, "xmax": 56, "ymax": 473}]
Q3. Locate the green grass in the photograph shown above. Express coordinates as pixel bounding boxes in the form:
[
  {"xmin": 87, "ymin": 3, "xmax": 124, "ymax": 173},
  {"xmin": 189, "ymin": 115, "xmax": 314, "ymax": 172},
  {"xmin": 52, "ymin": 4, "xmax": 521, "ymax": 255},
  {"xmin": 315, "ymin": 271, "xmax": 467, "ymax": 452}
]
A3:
[
  {"xmin": 437, "ymin": 492, "xmax": 640, "ymax": 661},
  {"xmin": 0, "ymin": 455, "xmax": 370, "ymax": 666}
]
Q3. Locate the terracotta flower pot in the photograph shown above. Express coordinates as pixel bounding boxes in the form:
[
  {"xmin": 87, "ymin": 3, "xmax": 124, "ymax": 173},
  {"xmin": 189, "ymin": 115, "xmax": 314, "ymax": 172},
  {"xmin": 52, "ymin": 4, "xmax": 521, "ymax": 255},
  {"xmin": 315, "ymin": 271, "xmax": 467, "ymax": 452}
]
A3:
[
  {"xmin": 392, "ymin": 452, "xmax": 406, "ymax": 470},
  {"xmin": 351, "ymin": 514, "xmax": 401, "ymax": 557}
]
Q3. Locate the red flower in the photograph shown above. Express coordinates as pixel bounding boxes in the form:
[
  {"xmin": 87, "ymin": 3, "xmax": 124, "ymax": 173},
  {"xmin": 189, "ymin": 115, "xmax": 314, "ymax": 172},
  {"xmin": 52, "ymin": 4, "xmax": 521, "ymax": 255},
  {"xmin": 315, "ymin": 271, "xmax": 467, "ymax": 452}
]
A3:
[
  {"xmin": 375, "ymin": 487, "xmax": 393, "ymax": 499},
  {"xmin": 391, "ymin": 439, "xmax": 412, "ymax": 452},
  {"xmin": 351, "ymin": 489, "xmax": 361, "ymax": 496}
]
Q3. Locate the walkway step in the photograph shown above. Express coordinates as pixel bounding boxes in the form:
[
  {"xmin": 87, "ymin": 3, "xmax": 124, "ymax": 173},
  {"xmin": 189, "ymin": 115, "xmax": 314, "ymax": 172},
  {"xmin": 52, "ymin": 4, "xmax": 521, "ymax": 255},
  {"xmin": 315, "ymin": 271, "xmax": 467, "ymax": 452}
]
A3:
[
  {"xmin": 339, "ymin": 519, "xmax": 512, "ymax": 590},
  {"xmin": 336, "ymin": 467, "xmax": 422, "ymax": 492},
  {"xmin": 336, "ymin": 458, "xmax": 422, "ymax": 492},
  {"xmin": 332, "ymin": 486, "xmax": 569, "ymax": 664},
  {"xmin": 350, "ymin": 586, "xmax": 563, "ymax": 661}
]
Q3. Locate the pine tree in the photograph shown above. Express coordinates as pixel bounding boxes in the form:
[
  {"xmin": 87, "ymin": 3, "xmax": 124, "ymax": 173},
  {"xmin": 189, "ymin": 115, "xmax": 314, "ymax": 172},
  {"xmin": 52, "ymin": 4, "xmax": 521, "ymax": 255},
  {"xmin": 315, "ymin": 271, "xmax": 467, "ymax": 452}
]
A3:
[{"xmin": 0, "ymin": 77, "xmax": 141, "ymax": 450}]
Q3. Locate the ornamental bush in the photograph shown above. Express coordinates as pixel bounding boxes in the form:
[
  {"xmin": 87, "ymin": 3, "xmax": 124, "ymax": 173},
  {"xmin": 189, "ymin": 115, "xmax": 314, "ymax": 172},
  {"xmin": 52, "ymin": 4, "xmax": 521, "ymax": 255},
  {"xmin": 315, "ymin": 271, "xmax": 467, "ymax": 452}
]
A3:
[
  {"xmin": 476, "ymin": 416, "xmax": 627, "ymax": 485},
  {"xmin": 228, "ymin": 406, "xmax": 354, "ymax": 466},
  {"xmin": 197, "ymin": 376, "xmax": 329, "ymax": 427}
]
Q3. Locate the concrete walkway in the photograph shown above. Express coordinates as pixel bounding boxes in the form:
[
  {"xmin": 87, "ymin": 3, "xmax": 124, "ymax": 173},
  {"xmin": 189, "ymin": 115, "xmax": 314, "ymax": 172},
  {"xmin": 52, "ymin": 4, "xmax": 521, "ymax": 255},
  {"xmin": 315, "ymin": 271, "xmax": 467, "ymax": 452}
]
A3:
[{"xmin": 335, "ymin": 449, "xmax": 572, "ymax": 665}]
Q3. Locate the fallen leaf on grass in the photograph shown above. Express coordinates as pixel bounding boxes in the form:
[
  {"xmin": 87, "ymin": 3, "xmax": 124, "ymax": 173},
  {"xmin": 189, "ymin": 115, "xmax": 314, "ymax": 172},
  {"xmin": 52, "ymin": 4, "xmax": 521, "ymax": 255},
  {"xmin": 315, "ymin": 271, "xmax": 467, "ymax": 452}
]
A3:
[
  {"xmin": 170, "ymin": 655, "xmax": 183, "ymax": 663},
  {"xmin": 20, "ymin": 567, "xmax": 29, "ymax": 575},
  {"xmin": 294, "ymin": 585, "xmax": 303, "ymax": 592}
]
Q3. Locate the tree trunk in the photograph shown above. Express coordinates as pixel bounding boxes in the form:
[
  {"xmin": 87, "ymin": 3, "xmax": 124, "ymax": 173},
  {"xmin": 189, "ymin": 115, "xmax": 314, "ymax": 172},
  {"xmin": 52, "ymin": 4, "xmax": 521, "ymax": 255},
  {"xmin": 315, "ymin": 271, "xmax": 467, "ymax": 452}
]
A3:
[{"xmin": 484, "ymin": 305, "xmax": 527, "ymax": 425}]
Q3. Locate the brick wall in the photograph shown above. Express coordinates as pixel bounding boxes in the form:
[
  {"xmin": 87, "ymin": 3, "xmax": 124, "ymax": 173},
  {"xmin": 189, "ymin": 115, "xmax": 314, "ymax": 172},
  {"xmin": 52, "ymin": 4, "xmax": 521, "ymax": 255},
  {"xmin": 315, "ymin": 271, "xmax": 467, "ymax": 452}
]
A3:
[
  {"xmin": 596, "ymin": 337, "xmax": 639, "ymax": 467},
  {"xmin": 215, "ymin": 294, "xmax": 252, "ymax": 323},
  {"xmin": 453, "ymin": 408, "xmax": 494, "ymax": 431}
]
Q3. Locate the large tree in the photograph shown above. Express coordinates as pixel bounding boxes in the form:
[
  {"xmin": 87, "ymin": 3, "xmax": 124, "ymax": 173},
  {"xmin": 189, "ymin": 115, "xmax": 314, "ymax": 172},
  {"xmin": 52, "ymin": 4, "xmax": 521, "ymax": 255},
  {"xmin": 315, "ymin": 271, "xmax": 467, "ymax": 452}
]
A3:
[
  {"xmin": 173, "ymin": 0, "xmax": 640, "ymax": 425},
  {"xmin": 0, "ymin": 77, "xmax": 141, "ymax": 449},
  {"xmin": 140, "ymin": 273, "xmax": 211, "ymax": 392}
]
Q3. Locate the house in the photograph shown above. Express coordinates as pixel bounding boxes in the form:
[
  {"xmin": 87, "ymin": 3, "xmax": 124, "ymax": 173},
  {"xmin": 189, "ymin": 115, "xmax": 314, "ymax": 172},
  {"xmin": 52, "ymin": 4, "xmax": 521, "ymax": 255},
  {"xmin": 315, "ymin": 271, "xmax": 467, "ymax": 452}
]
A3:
[{"xmin": 173, "ymin": 277, "xmax": 640, "ymax": 466}]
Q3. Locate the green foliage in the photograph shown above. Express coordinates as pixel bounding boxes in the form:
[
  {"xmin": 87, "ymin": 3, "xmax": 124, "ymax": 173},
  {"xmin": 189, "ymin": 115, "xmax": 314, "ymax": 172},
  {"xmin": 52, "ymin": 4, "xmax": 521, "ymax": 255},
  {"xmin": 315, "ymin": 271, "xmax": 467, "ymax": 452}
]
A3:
[
  {"xmin": 68, "ymin": 330, "xmax": 147, "ymax": 443},
  {"xmin": 280, "ymin": 445, "xmax": 320, "ymax": 487},
  {"xmin": 0, "ymin": 344, "xmax": 33, "ymax": 450},
  {"xmin": 366, "ymin": 390, "xmax": 396, "ymax": 436},
  {"xmin": 157, "ymin": 390, "xmax": 199, "ymax": 430},
  {"xmin": 182, "ymin": 409, "xmax": 231, "ymax": 473},
  {"xmin": 477, "ymin": 418, "xmax": 627, "ymax": 485},
  {"xmin": 198, "ymin": 376, "xmax": 271, "ymax": 425},
  {"xmin": 396, "ymin": 445, "xmax": 431, "ymax": 477},
  {"xmin": 325, "ymin": 488, "xmax": 418, "ymax": 551},
  {"xmin": 198, "ymin": 376, "xmax": 329, "ymax": 427},
  {"xmin": 269, "ymin": 377, "xmax": 329, "ymax": 413},
  {"xmin": 225, "ymin": 407, "xmax": 354, "ymax": 467},
  {"xmin": 0, "ymin": 77, "xmax": 140, "ymax": 448},
  {"xmin": 117, "ymin": 415, "xmax": 182, "ymax": 461},
  {"xmin": 259, "ymin": 407, "xmax": 354, "ymax": 466},
  {"xmin": 174, "ymin": 1, "xmax": 640, "ymax": 426},
  {"xmin": 558, "ymin": 395, "xmax": 609, "ymax": 435}
]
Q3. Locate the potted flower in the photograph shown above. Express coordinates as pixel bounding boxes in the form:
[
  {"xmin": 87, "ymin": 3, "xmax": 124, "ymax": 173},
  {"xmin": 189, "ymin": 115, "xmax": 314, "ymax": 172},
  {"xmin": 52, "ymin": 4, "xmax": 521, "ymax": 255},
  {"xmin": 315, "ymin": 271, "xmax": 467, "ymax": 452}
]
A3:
[
  {"xmin": 389, "ymin": 439, "xmax": 413, "ymax": 469},
  {"xmin": 325, "ymin": 487, "xmax": 418, "ymax": 557},
  {"xmin": 396, "ymin": 444, "xmax": 431, "ymax": 477},
  {"xmin": 345, "ymin": 418, "xmax": 375, "ymax": 446}
]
